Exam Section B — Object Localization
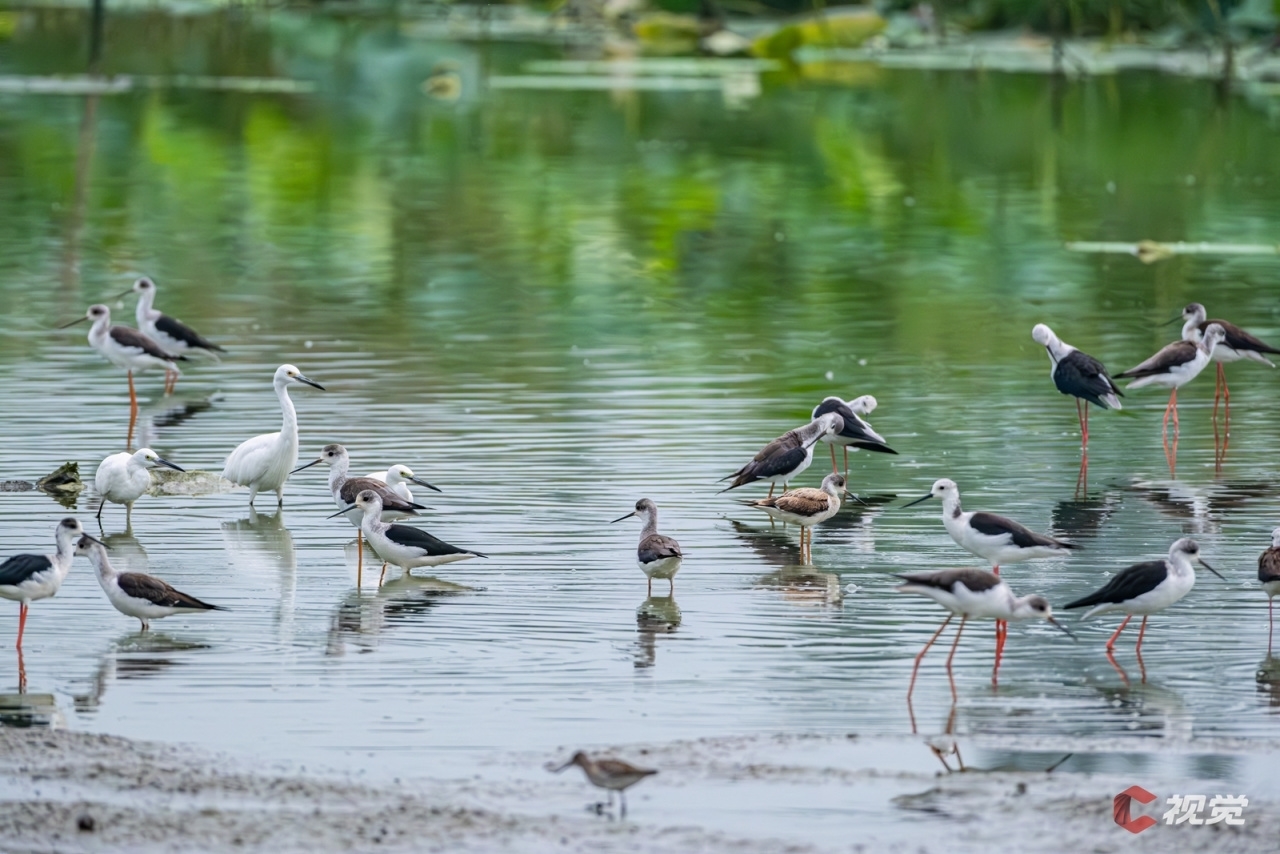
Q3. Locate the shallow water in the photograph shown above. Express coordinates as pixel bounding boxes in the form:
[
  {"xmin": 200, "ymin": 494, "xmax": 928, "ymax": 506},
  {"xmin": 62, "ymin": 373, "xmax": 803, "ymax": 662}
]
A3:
[{"xmin": 2, "ymin": 7, "xmax": 1280, "ymax": 844}]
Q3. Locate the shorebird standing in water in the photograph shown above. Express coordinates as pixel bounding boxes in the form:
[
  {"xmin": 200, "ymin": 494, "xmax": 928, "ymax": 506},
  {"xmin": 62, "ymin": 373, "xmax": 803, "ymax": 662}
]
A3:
[
  {"xmin": 120, "ymin": 276, "xmax": 226, "ymax": 394},
  {"xmin": 1116, "ymin": 323, "xmax": 1226, "ymax": 473},
  {"xmin": 60, "ymin": 304, "xmax": 185, "ymax": 444},
  {"xmin": 76, "ymin": 535, "xmax": 225, "ymax": 631},
  {"xmin": 1260, "ymin": 528, "xmax": 1280, "ymax": 654},
  {"xmin": 93, "ymin": 447, "xmax": 185, "ymax": 526},
  {"xmin": 551, "ymin": 751, "xmax": 658, "ymax": 817},
  {"xmin": 1031, "ymin": 324, "xmax": 1123, "ymax": 453},
  {"xmin": 904, "ymin": 478, "xmax": 1077, "ymax": 679},
  {"xmin": 741, "ymin": 473, "xmax": 850, "ymax": 563},
  {"xmin": 1175, "ymin": 302, "xmax": 1280, "ymax": 423},
  {"xmin": 895, "ymin": 568, "xmax": 1073, "ymax": 701},
  {"xmin": 220, "ymin": 365, "xmax": 325, "ymax": 507},
  {"xmin": 1065, "ymin": 537, "xmax": 1222, "ymax": 683},
  {"xmin": 719, "ymin": 412, "xmax": 843, "ymax": 498},
  {"xmin": 330, "ymin": 490, "xmax": 485, "ymax": 586},
  {"xmin": 611, "ymin": 499, "xmax": 682, "ymax": 596},
  {"xmin": 0, "ymin": 518, "xmax": 97, "ymax": 650},
  {"xmin": 811, "ymin": 395, "xmax": 896, "ymax": 474}
]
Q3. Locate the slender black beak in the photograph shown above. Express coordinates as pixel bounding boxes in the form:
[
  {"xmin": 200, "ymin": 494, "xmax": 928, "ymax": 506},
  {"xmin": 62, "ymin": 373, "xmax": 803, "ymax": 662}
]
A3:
[
  {"xmin": 844, "ymin": 489, "xmax": 868, "ymax": 507},
  {"xmin": 113, "ymin": 288, "xmax": 133, "ymax": 300},
  {"xmin": 78, "ymin": 533, "xmax": 108, "ymax": 549},
  {"xmin": 611, "ymin": 511, "xmax": 636, "ymax": 524},
  {"xmin": 1047, "ymin": 616, "xmax": 1076, "ymax": 640},
  {"xmin": 551, "ymin": 760, "xmax": 573, "ymax": 773},
  {"xmin": 902, "ymin": 493, "xmax": 934, "ymax": 508},
  {"xmin": 327, "ymin": 504, "xmax": 357, "ymax": 519},
  {"xmin": 1198, "ymin": 558, "xmax": 1225, "ymax": 580},
  {"xmin": 155, "ymin": 457, "xmax": 185, "ymax": 473},
  {"xmin": 290, "ymin": 458, "xmax": 323, "ymax": 475},
  {"xmin": 58, "ymin": 315, "xmax": 88, "ymax": 329},
  {"xmin": 1160, "ymin": 314, "xmax": 1183, "ymax": 327},
  {"xmin": 803, "ymin": 433, "xmax": 826, "ymax": 450},
  {"xmin": 409, "ymin": 476, "xmax": 442, "ymax": 493},
  {"xmin": 296, "ymin": 374, "xmax": 325, "ymax": 390}
]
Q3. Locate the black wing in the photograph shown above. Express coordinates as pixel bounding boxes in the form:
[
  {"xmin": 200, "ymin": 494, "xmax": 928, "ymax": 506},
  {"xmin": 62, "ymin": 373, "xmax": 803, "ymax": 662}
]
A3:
[
  {"xmin": 155, "ymin": 314, "xmax": 226, "ymax": 353},
  {"xmin": 1116, "ymin": 340, "xmax": 1196, "ymax": 379},
  {"xmin": 1200, "ymin": 319, "xmax": 1280, "ymax": 356},
  {"xmin": 1064, "ymin": 560, "xmax": 1166, "ymax": 610},
  {"xmin": 109, "ymin": 326, "xmax": 185, "ymax": 362},
  {"xmin": 0, "ymin": 554, "xmax": 53, "ymax": 587},
  {"xmin": 340, "ymin": 477, "xmax": 425, "ymax": 515},
  {"xmin": 1054, "ymin": 350, "xmax": 1123, "ymax": 408},
  {"xmin": 720, "ymin": 443, "xmax": 808, "ymax": 492},
  {"xmin": 638, "ymin": 533, "xmax": 682, "ymax": 564},
  {"xmin": 968, "ymin": 512, "xmax": 1076, "ymax": 550},
  {"xmin": 118, "ymin": 572, "xmax": 223, "ymax": 610},
  {"xmin": 895, "ymin": 568, "xmax": 1002, "ymax": 593},
  {"xmin": 1259, "ymin": 547, "xmax": 1280, "ymax": 584},
  {"xmin": 385, "ymin": 524, "xmax": 486, "ymax": 558}
]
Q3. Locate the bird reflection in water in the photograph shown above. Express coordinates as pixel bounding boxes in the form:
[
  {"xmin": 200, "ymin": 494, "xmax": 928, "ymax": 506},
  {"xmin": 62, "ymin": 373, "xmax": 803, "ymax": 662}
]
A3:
[
  {"xmin": 1257, "ymin": 656, "xmax": 1280, "ymax": 709},
  {"xmin": 325, "ymin": 574, "xmax": 470, "ymax": 656},
  {"xmin": 0, "ymin": 685, "xmax": 62, "ymax": 728},
  {"xmin": 1123, "ymin": 476, "xmax": 1280, "ymax": 538},
  {"xmin": 1051, "ymin": 490, "xmax": 1120, "ymax": 541},
  {"xmin": 132, "ymin": 395, "xmax": 218, "ymax": 451},
  {"xmin": 222, "ymin": 507, "xmax": 296, "ymax": 630},
  {"xmin": 634, "ymin": 595, "xmax": 681, "ymax": 669},
  {"xmin": 73, "ymin": 633, "xmax": 209, "ymax": 714},
  {"xmin": 101, "ymin": 528, "xmax": 150, "ymax": 572},
  {"xmin": 729, "ymin": 520, "xmax": 844, "ymax": 604}
]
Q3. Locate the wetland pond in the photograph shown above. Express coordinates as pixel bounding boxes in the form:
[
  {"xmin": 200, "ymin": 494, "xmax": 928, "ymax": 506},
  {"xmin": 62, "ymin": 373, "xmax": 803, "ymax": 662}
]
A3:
[{"xmin": 1, "ymin": 8, "xmax": 1279, "ymax": 850}]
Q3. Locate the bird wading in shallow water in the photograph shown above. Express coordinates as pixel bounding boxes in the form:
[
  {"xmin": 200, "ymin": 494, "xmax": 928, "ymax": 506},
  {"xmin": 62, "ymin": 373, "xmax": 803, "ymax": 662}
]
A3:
[
  {"xmin": 119, "ymin": 276, "xmax": 226, "ymax": 395},
  {"xmin": 611, "ymin": 498, "xmax": 683, "ymax": 596},
  {"xmin": 221, "ymin": 365, "xmax": 325, "ymax": 507},
  {"xmin": 551, "ymin": 751, "xmax": 658, "ymax": 817},
  {"xmin": 0, "ymin": 518, "xmax": 99, "ymax": 650},
  {"xmin": 904, "ymin": 478, "xmax": 1077, "ymax": 678},
  {"xmin": 719, "ymin": 413, "xmax": 843, "ymax": 498},
  {"xmin": 1064, "ymin": 537, "xmax": 1222, "ymax": 683},
  {"xmin": 1260, "ymin": 528, "xmax": 1280, "ymax": 655},
  {"xmin": 93, "ymin": 447, "xmax": 185, "ymax": 527},
  {"xmin": 330, "ymin": 490, "xmax": 485, "ymax": 586},
  {"xmin": 742, "ymin": 473, "xmax": 851, "ymax": 564},
  {"xmin": 1031, "ymin": 323, "xmax": 1123, "ymax": 453},
  {"xmin": 77, "ymin": 535, "xmax": 225, "ymax": 632},
  {"xmin": 60, "ymin": 303, "xmax": 185, "ymax": 444},
  {"xmin": 811, "ymin": 395, "xmax": 897, "ymax": 474}
]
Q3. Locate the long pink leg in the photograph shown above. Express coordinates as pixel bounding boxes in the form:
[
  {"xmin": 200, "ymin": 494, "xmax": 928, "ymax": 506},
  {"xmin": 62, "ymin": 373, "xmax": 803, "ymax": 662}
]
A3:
[
  {"xmin": 15, "ymin": 603, "xmax": 27, "ymax": 650},
  {"xmin": 829, "ymin": 444, "xmax": 838, "ymax": 474},
  {"xmin": 1268, "ymin": 598, "xmax": 1273, "ymax": 655},
  {"xmin": 907, "ymin": 614, "xmax": 952, "ymax": 704},
  {"xmin": 944, "ymin": 616, "xmax": 968, "ymax": 703},
  {"xmin": 1105, "ymin": 615, "xmax": 1133, "ymax": 651},
  {"xmin": 1134, "ymin": 615, "xmax": 1149, "ymax": 656}
]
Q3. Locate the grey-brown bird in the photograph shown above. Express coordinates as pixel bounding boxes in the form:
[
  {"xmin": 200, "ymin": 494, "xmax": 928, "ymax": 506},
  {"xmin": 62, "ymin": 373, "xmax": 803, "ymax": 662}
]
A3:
[
  {"xmin": 742, "ymin": 472, "xmax": 849, "ymax": 563},
  {"xmin": 718, "ymin": 413, "xmax": 843, "ymax": 498},
  {"xmin": 1261, "ymin": 527, "xmax": 1280, "ymax": 654},
  {"xmin": 611, "ymin": 499, "xmax": 682, "ymax": 595},
  {"xmin": 552, "ymin": 751, "xmax": 657, "ymax": 816}
]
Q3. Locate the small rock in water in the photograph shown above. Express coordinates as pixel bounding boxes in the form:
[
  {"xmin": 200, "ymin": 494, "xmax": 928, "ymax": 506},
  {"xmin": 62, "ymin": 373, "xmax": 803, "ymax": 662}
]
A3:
[{"xmin": 36, "ymin": 462, "xmax": 84, "ymax": 494}]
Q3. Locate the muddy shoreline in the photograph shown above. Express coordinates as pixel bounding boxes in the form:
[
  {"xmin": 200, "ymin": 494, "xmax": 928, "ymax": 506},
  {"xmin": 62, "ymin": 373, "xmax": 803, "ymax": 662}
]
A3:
[{"xmin": 0, "ymin": 729, "xmax": 1275, "ymax": 852}]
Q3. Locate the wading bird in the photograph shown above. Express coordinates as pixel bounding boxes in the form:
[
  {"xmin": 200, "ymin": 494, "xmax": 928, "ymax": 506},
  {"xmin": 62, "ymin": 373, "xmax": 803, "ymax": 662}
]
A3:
[
  {"xmin": 221, "ymin": 365, "xmax": 324, "ymax": 507},
  {"xmin": 77, "ymin": 535, "xmax": 225, "ymax": 631},
  {"xmin": 1031, "ymin": 323, "xmax": 1123, "ymax": 452},
  {"xmin": 120, "ymin": 277, "xmax": 226, "ymax": 394},
  {"xmin": 93, "ymin": 447, "xmax": 185, "ymax": 526},
  {"xmin": 611, "ymin": 498, "xmax": 682, "ymax": 595},
  {"xmin": 719, "ymin": 413, "xmax": 843, "ymax": 498},
  {"xmin": 811, "ymin": 395, "xmax": 897, "ymax": 473},
  {"xmin": 0, "ymin": 518, "xmax": 98, "ymax": 649}
]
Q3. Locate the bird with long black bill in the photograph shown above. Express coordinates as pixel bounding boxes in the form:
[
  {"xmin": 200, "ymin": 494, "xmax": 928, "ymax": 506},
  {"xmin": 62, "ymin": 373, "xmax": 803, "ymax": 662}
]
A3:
[
  {"xmin": 1064, "ymin": 538, "xmax": 1222, "ymax": 677},
  {"xmin": 904, "ymin": 478, "xmax": 1077, "ymax": 678},
  {"xmin": 60, "ymin": 304, "xmax": 185, "ymax": 438},
  {"xmin": 551, "ymin": 751, "xmax": 657, "ymax": 817},
  {"xmin": 330, "ymin": 490, "xmax": 485, "ymax": 586},
  {"xmin": 76, "ymin": 535, "xmax": 225, "ymax": 632},
  {"xmin": 612, "ymin": 499, "xmax": 682, "ymax": 596},
  {"xmin": 293, "ymin": 444, "xmax": 431, "ymax": 582},
  {"xmin": 1172, "ymin": 302, "xmax": 1280, "ymax": 421},
  {"xmin": 221, "ymin": 364, "xmax": 324, "ymax": 507},
  {"xmin": 895, "ymin": 568, "xmax": 1073, "ymax": 700},
  {"xmin": 94, "ymin": 447, "xmax": 185, "ymax": 526},
  {"xmin": 1031, "ymin": 324, "xmax": 1122, "ymax": 452},
  {"xmin": 119, "ymin": 276, "xmax": 226, "ymax": 395},
  {"xmin": 1116, "ymin": 324, "xmax": 1226, "ymax": 438},
  {"xmin": 719, "ymin": 412, "xmax": 843, "ymax": 498},
  {"xmin": 811, "ymin": 395, "xmax": 896, "ymax": 474},
  {"xmin": 0, "ymin": 518, "xmax": 99, "ymax": 649}
]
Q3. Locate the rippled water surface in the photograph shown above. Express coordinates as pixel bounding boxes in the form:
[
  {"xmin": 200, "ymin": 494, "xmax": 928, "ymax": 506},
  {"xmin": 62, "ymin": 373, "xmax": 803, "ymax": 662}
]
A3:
[{"xmin": 2, "ymin": 8, "xmax": 1280, "ymax": 824}]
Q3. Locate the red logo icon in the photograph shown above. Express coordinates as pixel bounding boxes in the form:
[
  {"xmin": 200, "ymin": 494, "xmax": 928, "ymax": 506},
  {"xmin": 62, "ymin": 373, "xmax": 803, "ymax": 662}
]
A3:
[{"xmin": 1114, "ymin": 786, "xmax": 1158, "ymax": 834}]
